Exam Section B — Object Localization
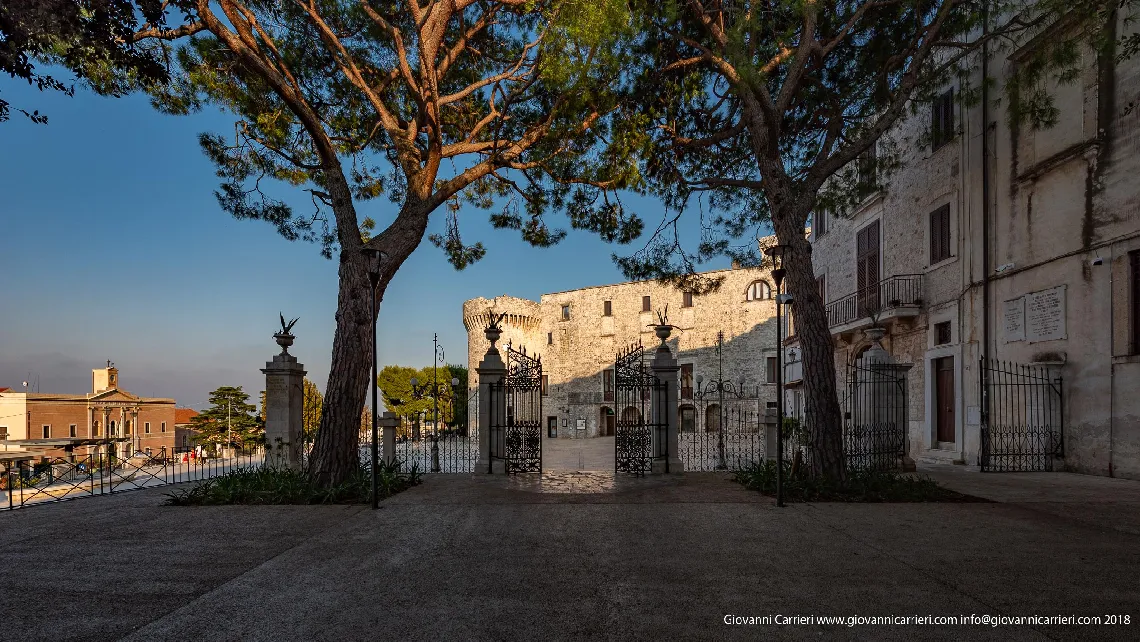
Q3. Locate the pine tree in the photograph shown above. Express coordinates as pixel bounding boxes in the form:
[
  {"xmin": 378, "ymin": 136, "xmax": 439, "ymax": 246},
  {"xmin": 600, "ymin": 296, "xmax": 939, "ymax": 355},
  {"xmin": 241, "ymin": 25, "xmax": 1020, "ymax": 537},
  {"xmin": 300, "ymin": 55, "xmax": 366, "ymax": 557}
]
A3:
[{"xmin": 189, "ymin": 386, "xmax": 262, "ymax": 450}]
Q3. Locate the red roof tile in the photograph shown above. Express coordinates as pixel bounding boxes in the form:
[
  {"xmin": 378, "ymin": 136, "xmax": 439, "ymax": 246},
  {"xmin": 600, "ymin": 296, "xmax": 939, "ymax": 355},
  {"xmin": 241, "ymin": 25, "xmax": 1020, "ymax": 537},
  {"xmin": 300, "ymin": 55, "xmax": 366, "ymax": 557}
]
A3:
[{"xmin": 174, "ymin": 408, "xmax": 199, "ymax": 425}]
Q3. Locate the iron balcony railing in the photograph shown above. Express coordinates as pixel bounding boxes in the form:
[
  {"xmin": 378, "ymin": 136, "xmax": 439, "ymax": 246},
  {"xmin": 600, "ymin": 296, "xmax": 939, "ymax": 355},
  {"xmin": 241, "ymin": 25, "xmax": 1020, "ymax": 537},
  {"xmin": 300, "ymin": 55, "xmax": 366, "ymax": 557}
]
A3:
[{"xmin": 825, "ymin": 274, "xmax": 924, "ymax": 328}]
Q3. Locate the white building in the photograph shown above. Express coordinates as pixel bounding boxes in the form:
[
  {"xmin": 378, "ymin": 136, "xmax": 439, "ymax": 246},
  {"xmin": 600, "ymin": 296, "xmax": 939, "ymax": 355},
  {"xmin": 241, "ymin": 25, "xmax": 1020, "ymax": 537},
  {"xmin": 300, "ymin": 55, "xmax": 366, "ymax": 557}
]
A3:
[{"xmin": 793, "ymin": 13, "xmax": 1140, "ymax": 478}]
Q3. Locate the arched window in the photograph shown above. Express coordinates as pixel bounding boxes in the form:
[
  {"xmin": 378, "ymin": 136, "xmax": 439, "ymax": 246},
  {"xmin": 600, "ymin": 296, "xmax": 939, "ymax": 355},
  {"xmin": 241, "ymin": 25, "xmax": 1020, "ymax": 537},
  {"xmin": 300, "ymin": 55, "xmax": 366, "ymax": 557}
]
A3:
[{"xmin": 746, "ymin": 280, "xmax": 772, "ymax": 301}]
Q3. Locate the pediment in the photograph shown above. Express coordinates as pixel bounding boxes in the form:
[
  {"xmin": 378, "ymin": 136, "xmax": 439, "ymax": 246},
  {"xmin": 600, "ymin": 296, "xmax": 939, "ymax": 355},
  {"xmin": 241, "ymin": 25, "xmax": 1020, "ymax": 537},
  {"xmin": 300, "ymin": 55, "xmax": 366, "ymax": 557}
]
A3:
[{"xmin": 88, "ymin": 389, "xmax": 141, "ymax": 403}]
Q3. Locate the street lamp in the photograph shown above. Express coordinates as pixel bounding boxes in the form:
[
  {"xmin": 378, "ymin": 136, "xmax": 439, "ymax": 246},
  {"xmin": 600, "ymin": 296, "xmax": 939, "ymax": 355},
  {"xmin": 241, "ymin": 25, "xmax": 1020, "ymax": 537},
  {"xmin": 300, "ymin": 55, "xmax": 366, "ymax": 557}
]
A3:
[
  {"xmin": 694, "ymin": 331, "xmax": 746, "ymax": 470},
  {"xmin": 765, "ymin": 243, "xmax": 791, "ymax": 508},
  {"xmin": 411, "ymin": 334, "xmax": 451, "ymax": 471},
  {"xmin": 361, "ymin": 247, "xmax": 387, "ymax": 510}
]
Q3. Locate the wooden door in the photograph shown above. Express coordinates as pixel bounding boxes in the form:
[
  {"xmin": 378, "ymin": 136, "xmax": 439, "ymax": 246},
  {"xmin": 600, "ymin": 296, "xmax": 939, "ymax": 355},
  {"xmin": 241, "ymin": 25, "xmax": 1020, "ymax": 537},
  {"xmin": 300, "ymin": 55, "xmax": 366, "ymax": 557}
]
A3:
[
  {"xmin": 935, "ymin": 357, "xmax": 955, "ymax": 443},
  {"xmin": 856, "ymin": 220, "xmax": 881, "ymax": 316}
]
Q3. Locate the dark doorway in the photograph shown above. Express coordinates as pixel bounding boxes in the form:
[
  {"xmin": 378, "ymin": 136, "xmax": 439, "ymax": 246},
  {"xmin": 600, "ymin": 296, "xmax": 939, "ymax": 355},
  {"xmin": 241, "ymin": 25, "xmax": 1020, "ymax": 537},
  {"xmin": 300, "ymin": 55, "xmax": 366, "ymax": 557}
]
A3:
[
  {"xmin": 547, "ymin": 416, "xmax": 558, "ymax": 438},
  {"xmin": 935, "ymin": 356, "xmax": 955, "ymax": 444},
  {"xmin": 600, "ymin": 407, "xmax": 615, "ymax": 436}
]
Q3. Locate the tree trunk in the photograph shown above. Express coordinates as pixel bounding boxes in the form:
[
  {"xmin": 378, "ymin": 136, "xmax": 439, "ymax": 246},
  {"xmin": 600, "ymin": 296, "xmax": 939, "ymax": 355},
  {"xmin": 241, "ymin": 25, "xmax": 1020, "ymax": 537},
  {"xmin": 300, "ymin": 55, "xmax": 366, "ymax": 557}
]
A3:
[
  {"xmin": 308, "ymin": 196, "xmax": 431, "ymax": 487},
  {"xmin": 772, "ymin": 214, "xmax": 846, "ymax": 480}
]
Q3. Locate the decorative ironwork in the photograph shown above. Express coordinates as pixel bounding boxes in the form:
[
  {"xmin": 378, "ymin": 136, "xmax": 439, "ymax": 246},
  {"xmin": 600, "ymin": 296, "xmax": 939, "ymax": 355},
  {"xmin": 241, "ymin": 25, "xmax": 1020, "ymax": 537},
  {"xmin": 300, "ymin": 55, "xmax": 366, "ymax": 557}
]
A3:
[
  {"xmin": 825, "ymin": 274, "xmax": 924, "ymax": 327},
  {"xmin": 980, "ymin": 359, "xmax": 1063, "ymax": 472},
  {"xmin": 614, "ymin": 342, "xmax": 665, "ymax": 475},
  {"xmin": 680, "ymin": 330, "xmax": 764, "ymax": 471},
  {"xmin": 498, "ymin": 343, "xmax": 542, "ymax": 473},
  {"xmin": 843, "ymin": 361, "xmax": 908, "ymax": 472}
]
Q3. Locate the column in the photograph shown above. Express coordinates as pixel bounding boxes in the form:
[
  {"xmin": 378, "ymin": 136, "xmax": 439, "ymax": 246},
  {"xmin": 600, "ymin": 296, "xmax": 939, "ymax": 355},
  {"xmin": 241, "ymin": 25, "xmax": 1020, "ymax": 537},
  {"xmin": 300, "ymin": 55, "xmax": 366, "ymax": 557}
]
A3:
[
  {"xmin": 380, "ymin": 411, "xmax": 398, "ymax": 467},
  {"xmin": 650, "ymin": 328, "xmax": 683, "ymax": 474},
  {"xmin": 476, "ymin": 323, "xmax": 507, "ymax": 474},
  {"xmin": 261, "ymin": 337, "xmax": 307, "ymax": 470},
  {"xmin": 119, "ymin": 407, "xmax": 127, "ymax": 458}
]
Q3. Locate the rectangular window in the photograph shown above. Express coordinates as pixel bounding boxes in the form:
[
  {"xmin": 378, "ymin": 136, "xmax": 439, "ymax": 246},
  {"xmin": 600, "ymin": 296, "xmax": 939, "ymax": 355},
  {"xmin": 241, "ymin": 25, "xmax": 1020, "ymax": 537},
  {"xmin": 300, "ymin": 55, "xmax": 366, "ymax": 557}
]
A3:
[
  {"xmin": 935, "ymin": 321, "xmax": 952, "ymax": 346},
  {"xmin": 93, "ymin": 421, "xmax": 100, "ymax": 437},
  {"xmin": 814, "ymin": 208, "xmax": 828, "ymax": 237},
  {"xmin": 855, "ymin": 145, "xmax": 877, "ymax": 200},
  {"xmin": 561, "ymin": 304, "xmax": 570, "ymax": 321},
  {"xmin": 1131, "ymin": 251, "xmax": 1140, "ymax": 354},
  {"xmin": 932, "ymin": 89, "xmax": 955, "ymax": 150},
  {"xmin": 642, "ymin": 295, "xmax": 651, "ymax": 312},
  {"xmin": 603, "ymin": 369, "xmax": 614, "ymax": 402},
  {"xmin": 682, "ymin": 291, "xmax": 694, "ymax": 308},
  {"xmin": 161, "ymin": 422, "xmax": 167, "ymax": 433},
  {"xmin": 930, "ymin": 204, "xmax": 952, "ymax": 264},
  {"xmin": 0, "ymin": 426, "xmax": 7, "ymax": 440},
  {"xmin": 42, "ymin": 425, "xmax": 51, "ymax": 439},
  {"xmin": 541, "ymin": 375, "xmax": 549, "ymax": 396},
  {"xmin": 547, "ymin": 332, "xmax": 553, "ymax": 345},
  {"xmin": 603, "ymin": 300, "xmax": 612, "ymax": 316},
  {"xmin": 145, "ymin": 422, "xmax": 151, "ymax": 434},
  {"xmin": 69, "ymin": 424, "xmax": 77, "ymax": 438},
  {"xmin": 766, "ymin": 357, "xmax": 778, "ymax": 384},
  {"xmin": 680, "ymin": 364, "xmax": 694, "ymax": 399},
  {"xmin": 817, "ymin": 275, "xmax": 827, "ymax": 303}
]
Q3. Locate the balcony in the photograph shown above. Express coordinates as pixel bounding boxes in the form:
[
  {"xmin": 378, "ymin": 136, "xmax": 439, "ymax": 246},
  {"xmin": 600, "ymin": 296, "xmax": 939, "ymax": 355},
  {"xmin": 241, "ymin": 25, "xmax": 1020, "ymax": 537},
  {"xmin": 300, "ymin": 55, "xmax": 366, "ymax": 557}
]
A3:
[{"xmin": 825, "ymin": 274, "xmax": 924, "ymax": 339}]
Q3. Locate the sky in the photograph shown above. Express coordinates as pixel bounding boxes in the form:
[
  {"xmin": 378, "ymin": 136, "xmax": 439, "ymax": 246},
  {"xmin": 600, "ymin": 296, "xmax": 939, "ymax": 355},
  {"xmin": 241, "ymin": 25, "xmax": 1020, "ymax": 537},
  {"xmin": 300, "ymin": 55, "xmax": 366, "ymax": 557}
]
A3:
[{"xmin": 0, "ymin": 80, "xmax": 735, "ymax": 410}]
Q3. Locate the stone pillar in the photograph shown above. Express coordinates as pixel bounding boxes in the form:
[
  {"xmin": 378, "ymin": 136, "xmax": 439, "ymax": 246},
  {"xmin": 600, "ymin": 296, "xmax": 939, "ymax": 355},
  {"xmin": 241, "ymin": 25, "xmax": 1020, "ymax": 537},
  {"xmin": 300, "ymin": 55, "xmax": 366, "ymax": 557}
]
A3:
[
  {"xmin": 763, "ymin": 407, "xmax": 779, "ymax": 461},
  {"xmin": 261, "ymin": 331, "xmax": 306, "ymax": 470},
  {"xmin": 379, "ymin": 411, "xmax": 398, "ymax": 467},
  {"xmin": 477, "ymin": 320, "xmax": 508, "ymax": 474},
  {"xmin": 650, "ymin": 325, "xmax": 683, "ymax": 474}
]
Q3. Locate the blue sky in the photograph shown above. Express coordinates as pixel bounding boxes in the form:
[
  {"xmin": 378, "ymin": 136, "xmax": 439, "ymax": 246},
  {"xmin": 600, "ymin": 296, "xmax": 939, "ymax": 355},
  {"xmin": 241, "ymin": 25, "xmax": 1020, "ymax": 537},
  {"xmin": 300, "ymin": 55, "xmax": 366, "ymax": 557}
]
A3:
[{"xmin": 0, "ymin": 80, "xmax": 732, "ymax": 409}]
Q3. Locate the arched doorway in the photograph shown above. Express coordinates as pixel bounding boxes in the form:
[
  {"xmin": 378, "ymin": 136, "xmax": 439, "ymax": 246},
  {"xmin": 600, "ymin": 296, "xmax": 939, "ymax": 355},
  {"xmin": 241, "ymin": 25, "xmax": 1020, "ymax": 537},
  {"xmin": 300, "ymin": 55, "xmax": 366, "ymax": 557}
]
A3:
[
  {"xmin": 680, "ymin": 405, "xmax": 696, "ymax": 433},
  {"xmin": 621, "ymin": 407, "xmax": 641, "ymax": 423},
  {"xmin": 599, "ymin": 406, "xmax": 615, "ymax": 437},
  {"xmin": 704, "ymin": 404, "xmax": 720, "ymax": 432}
]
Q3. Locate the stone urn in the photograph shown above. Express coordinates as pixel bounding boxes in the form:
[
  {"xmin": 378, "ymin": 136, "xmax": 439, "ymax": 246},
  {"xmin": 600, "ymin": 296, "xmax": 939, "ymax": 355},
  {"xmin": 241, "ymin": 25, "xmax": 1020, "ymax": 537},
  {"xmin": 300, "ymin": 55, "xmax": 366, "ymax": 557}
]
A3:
[
  {"xmin": 484, "ymin": 325, "xmax": 502, "ymax": 350},
  {"xmin": 274, "ymin": 332, "xmax": 295, "ymax": 355},
  {"xmin": 654, "ymin": 323, "xmax": 673, "ymax": 344},
  {"xmin": 863, "ymin": 326, "xmax": 886, "ymax": 348}
]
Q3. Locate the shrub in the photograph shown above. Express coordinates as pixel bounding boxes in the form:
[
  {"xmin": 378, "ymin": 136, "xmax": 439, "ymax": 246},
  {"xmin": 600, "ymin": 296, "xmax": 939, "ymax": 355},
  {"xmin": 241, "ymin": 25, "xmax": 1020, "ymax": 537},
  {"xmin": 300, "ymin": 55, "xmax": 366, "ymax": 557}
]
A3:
[
  {"xmin": 733, "ymin": 460, "xmax": 986, "ymax": 503},
  {"xmin": 165, "ymin": 460, "xmax": 422, "ymax": 506}
]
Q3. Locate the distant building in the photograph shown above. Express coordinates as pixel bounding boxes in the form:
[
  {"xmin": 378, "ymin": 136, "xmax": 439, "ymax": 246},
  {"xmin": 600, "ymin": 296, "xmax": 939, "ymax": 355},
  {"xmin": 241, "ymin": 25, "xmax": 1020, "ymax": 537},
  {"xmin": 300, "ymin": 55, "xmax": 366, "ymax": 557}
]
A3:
[
  {"xmin": 0, "ymin": 363, "xmax": 178, "ymax": 459},
  {"xmin": 174, "ymin": 408, "xmax": 199, "ymax": 452},
  {"xmin": 464, "ymin": 261, "xmax": 782, "ymax": 439}
]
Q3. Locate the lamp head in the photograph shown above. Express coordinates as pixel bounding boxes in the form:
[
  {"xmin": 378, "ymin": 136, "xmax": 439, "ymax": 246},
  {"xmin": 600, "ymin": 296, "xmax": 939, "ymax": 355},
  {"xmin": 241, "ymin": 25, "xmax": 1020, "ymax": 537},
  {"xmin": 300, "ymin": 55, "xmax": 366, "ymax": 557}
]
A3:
[
  {"xmin": 360, "ymin": 247, "xmax": 386, "ymax": 281},
  {"xmin": 451, "ymin": 377, "xmax": 460, "ymax": 387},
  {"xmin": 410, "ymin": 377, "xmax": 419, "ymax": 387},
  {"xmin": 696, "ymin": 374, "xmax": 704, "ymax": 386}
]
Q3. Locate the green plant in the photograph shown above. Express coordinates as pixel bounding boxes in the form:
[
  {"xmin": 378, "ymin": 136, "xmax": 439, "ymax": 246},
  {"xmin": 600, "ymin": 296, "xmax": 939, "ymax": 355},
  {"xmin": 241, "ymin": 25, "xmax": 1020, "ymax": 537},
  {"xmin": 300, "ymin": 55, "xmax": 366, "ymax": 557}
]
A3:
[
  {"xmin": 165, "ymin": 460, "xmax": 421, "ymax": 506},
  {"xmin": 733, "ymin": 461, "xmax": 986, "ymax": 503}
]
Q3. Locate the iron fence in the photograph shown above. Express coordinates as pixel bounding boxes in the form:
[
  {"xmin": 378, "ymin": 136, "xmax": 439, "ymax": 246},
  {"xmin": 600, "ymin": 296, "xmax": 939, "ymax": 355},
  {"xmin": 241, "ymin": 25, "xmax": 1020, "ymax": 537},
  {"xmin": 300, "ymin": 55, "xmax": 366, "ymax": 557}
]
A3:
[
  {"xmin": 980, "ymin": 359, "xmax": 1064, "ymax": 472},
  {"xmin": 2, "ymin": 447, "xmax": 263, "ymax": 511},
  {"xmin": 678, "ymin": 405, "xmax": 765, "ymax": 471},
  {"xmin": 358, "ymin": 435, "xmax": 480, "ymax": 474},
  {"xmin": 843, "ymin": 361, "xmax": 908, "ymax": 472}
]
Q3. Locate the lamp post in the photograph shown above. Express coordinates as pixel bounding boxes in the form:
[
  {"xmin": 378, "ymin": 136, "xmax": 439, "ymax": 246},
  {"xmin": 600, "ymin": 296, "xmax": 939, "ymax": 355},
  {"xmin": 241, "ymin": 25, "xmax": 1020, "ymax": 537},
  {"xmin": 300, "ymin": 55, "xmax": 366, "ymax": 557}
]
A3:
[
  {"xmin": 765, "ymin": 243, "xmax": 791, "ymax": 508},
  {"xmin": 694, "ymin": 331, "xmax": 746, "ymax": 470},
  {"xmin": 411, "ymin": 335, "xmax": 451, "ymax": 471},
  {"xmin": 361, "ymin": 247, "xmax": 386, "ymax": 510}
]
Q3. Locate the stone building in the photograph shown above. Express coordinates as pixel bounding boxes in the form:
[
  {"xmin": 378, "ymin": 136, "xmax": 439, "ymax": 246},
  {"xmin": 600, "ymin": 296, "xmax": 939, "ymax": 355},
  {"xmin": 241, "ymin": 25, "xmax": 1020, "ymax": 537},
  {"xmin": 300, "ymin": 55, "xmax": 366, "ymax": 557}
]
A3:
[
  {"xmin": 463, "ymin": 265, "xmax": 783, "ymax": 439},
  {"xmin": 0, "ymin": 363, "xmax": 179, "ymax": 459},
  {"xmin": 792, "ymin": 13, "xmax": 1140, "ymax": 479}
]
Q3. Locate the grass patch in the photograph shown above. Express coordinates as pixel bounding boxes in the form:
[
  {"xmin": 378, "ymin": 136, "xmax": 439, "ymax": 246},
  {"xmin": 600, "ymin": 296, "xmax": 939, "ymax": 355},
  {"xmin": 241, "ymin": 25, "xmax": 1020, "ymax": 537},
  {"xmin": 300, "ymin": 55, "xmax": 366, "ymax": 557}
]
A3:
[
  {"xmin": 165, "ymin": 461, "xmax": 422, "ymax": 506},
  {"xmin": 733, "ymin": 461, "xmax": 988, "ymax": 503}
]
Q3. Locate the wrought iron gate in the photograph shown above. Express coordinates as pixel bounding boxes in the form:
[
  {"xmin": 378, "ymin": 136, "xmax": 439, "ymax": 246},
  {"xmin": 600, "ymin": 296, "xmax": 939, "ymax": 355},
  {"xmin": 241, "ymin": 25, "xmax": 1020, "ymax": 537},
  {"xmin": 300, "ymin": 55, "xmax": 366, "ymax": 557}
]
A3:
[
  {"xmin": 614, "ymin": 343, "xmax": 666, "ymax": 475},
  {"xmin": 843, "ymin": 361, "xmax": 908, "ymax": 472},
  {"xmin": 491, "ymin": 343, "xmax": 543, "ymax": 474},
  {"xmin": 980, "ymin": 359, "xmax": 1064, "ymax": 472}
]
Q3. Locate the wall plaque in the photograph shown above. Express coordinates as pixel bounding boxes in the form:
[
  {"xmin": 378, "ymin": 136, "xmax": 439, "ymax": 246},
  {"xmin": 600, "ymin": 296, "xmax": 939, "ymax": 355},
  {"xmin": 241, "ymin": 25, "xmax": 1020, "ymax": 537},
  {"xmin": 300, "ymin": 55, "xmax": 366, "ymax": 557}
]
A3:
[
  {"xmin": 1002, "ymin": 297, "xmax": 1025, "ymax": 343},
  {"xmin": 576, "ymin": 418, "xmax": 586, "ymax": 431},
  {"xmin": 1025, "ymin": 285, "xmax": 1066, "ymax": 343}
]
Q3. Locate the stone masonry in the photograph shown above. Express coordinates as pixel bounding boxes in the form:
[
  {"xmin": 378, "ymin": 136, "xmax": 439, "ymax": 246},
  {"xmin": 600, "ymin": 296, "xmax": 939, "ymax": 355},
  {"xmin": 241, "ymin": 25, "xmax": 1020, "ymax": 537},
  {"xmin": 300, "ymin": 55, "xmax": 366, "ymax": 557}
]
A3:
[{"xmin": 463, "ymin": 265, "xmax": 782, "ymax": 438}]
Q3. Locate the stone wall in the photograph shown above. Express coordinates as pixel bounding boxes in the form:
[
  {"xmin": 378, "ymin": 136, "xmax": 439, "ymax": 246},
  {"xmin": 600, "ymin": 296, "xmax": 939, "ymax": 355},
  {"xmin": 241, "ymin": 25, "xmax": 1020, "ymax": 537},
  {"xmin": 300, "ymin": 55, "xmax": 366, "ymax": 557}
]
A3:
[{"xmin": 464, "ymin": 267, "xmax": 781, "ymax": 438}]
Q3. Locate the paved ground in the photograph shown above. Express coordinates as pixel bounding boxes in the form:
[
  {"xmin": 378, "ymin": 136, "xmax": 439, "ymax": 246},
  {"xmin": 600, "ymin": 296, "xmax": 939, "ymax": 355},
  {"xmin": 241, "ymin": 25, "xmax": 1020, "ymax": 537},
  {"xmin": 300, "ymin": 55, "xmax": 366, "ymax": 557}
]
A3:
[
  {"xmin": 543, "ymin": 435, "xmax": 615, "ymax": 471},
  {"xmin": 2, "ymin": 470, "xmax": 1139, "ymax": 641}
]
